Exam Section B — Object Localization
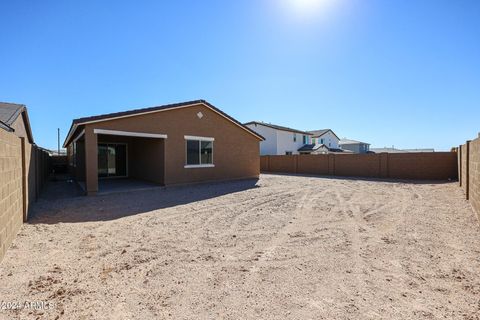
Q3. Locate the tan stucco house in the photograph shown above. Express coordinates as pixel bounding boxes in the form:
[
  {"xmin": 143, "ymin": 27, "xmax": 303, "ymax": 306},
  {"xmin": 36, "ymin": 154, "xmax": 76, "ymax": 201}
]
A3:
[{"xmin": 63, "ymin": 100, "xmax": 263, "ymax": 195}]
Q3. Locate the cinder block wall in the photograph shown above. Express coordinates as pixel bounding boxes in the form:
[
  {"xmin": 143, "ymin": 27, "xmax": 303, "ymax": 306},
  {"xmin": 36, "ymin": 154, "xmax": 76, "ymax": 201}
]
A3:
[
  {"xmin": 461, "ymin": 144, "xmax": 468, "ymax": 195},
  {"xmin": 469, "ymin": 138, "xmax": 480, "ymax": 216},
  {"xmin": 261, "ymin": 152, "xmax": 458, "ymax": 181},
  {"xmin": 0, "ymin": 130, "xmax": 23, "ymax": 261}
]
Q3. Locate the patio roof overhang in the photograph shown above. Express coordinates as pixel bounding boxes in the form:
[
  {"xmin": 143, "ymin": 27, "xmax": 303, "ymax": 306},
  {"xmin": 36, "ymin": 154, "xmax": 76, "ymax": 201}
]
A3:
[{"xmin": 93, "ymin": 129, "xmax": 168, "ymax": 139}]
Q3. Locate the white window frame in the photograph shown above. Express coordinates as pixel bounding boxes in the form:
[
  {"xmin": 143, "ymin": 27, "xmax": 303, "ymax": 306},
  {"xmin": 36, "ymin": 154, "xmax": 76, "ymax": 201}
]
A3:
[{"xmin": 184, "ymin": 136, "xmax": 215, "ymax": 168}]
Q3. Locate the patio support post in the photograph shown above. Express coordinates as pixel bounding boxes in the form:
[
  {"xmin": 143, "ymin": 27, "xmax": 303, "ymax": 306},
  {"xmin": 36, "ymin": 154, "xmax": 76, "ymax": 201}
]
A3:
[{"xmin": 85, "ymin": 127, "xmax": 98, "ymax": 195}]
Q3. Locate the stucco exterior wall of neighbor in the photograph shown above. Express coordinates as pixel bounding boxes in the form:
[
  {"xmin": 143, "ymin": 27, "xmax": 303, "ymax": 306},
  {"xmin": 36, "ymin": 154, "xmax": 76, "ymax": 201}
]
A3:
[
  {"xmin": 261, "ymin": 152, "xmax": 458, "ymax": 181},
  {"xmin": 340, "ymin": 143, "xmax": 369, "ymax": 154},
  {"xmin": 72, "ymin": 103, "xmax": 260, "ymax": 193},
  {"xmin": 276, "ymin": 130, "xmax": 308, "ymax": 155},
  {"xmin": 245, "ymin": 124, "xmax": 278, "ymax": 155},
  {"xmin": 314, "ymin": 131, "xmax": 339, "ymax": 149},
  {"xmin": 0, "ymin": 129, "xmax": 23, "ymax": 261}
]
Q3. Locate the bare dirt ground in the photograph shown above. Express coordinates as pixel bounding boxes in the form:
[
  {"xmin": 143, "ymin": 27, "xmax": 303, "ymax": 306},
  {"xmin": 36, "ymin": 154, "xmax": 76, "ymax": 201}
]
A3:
[{"xmin": 1, "ymin": 174, "xmax": 480, "ymax": 320}]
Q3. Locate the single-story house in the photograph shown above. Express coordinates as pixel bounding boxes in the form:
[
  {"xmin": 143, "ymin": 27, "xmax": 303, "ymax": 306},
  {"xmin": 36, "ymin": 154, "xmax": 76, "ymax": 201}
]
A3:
[
  {"xmin": 63, "ymin": 100, "xmax": 264, "ymax": 195},
  {"xmin": 339, "ymin": 139, "xmax": 371, "ymax": 154}
]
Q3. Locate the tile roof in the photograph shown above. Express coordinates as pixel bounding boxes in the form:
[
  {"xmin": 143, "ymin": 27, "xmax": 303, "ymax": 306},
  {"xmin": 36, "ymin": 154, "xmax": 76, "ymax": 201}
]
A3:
[
  {"xmin": 0, "ymin": 102, "xmax": 34, "ymax": 142},
  {"xmin": 308, "ymin": 128, "xmax": 340, "ymax": 140},
  {"xmin": 65, "ymin": 100, "xmax": 264, "ymax": 146},
  {"xmin": 0, "ymin": 102, "xmax": 25, "ymax": 126},
  {"xmin": 298, "ymin": 144, "xmax": 321, "ymax": 152},
  {"xmin": 244, "ymin": 121, "xmax": 312, "ymax": 135}
]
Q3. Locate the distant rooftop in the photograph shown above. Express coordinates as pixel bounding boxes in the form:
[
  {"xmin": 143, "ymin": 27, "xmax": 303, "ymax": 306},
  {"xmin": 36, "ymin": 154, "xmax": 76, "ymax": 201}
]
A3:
[
  {"xmin": 371, "ymin": 147, "xmax": 435, "ymax": 153},
  {"xmin": 339, "ymin": 138, "xmax": 370, "ymax": 145},
  {"xmin": 308, "ymin": 129, "xmax": 340, "ymax": 140},
  {"xmin": 244, "ymin": 121, "xmax": 311, "ymax": 135}
]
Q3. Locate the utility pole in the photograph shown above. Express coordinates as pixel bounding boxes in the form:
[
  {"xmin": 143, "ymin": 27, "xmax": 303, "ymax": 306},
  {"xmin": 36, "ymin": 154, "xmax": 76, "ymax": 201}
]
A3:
[{"xmin": 57, "ymin": 128, "xmax": 60, "ymax": 155}]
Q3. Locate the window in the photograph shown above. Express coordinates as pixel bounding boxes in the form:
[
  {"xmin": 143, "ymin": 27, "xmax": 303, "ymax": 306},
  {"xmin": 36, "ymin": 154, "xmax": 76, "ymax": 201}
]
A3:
[
  {"xmin": 302, "ymin": 135, "xmax": 308, "ymax": 144},
  {"xmin": 285, "ymin": 151, "xmax": 293, "ymax": 155},
  {"xmin": 312, "ymin": 138, "xmax": 316, "ymax": 144},
  {"xmin": 320, "ymin": 138, "xmax": 324, "ymax": 144},
  {"xmin": 185, "ymin": 136, "xmax": 214, "ymax": 168},
  {"xmin": 293, "ymin": 133, "xmax": 297, "ymax": 142}
]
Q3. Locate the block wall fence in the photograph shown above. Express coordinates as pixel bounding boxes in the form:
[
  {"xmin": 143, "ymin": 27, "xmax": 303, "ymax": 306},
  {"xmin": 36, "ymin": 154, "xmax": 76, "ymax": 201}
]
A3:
[
  {"xmin": 260, "ymin": 152, "xmax": 458, "ymax": 181},
  {"xmin": 0, "ymin": 129, "xmax": 50, "ymax": 261},
  {"xmin": 459, "ymin": 135, "xmax": 480, "ymax": 219}
]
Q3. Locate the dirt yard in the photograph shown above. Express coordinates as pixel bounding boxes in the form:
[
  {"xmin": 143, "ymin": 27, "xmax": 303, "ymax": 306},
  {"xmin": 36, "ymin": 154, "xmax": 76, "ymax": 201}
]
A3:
[{"xmin": 1, "ymin": 174, "xmax": 479, "ymax": 320}]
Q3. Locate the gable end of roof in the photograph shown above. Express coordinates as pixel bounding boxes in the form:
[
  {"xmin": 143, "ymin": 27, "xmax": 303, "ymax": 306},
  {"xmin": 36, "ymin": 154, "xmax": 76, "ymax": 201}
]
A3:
[{"xmin": 64, "ymin": 100, "xmax": 264, "ymax": 147}]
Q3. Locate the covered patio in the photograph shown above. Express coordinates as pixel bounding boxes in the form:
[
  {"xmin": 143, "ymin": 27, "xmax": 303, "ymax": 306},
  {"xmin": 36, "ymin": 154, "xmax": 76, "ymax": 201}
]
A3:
[{"xmin": 70, "ymin": 128, "xmax": 167, "ymax": 195}]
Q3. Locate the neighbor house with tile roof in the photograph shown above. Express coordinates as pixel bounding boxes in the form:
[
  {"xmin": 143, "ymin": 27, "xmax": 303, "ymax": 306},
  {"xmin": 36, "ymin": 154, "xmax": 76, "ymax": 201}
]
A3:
[
  {"xmin": 244, "ymin": 121, "xmax": 313, "ymax": 155},
  {"xmin": 64, "ymin": 100, "xmax": 264, "ymax": 195}
]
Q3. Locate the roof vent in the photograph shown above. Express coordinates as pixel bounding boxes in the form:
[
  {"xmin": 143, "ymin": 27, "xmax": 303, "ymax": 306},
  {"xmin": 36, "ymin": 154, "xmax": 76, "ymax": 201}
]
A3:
[{"xmin": 197, "ymin": 112, "xmax": 204, "ymax": 119}]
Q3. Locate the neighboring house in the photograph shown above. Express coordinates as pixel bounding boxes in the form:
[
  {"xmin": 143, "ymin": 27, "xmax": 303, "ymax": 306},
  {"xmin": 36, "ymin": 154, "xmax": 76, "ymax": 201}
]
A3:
[
  {"xmin": 298, "ymin": 144, "xmax": 348, "ymax": 155},
  {"xmin": 244, "ymin": 121, "xmax": 312, "ymax": 155},
  {"xmin": 339, "ymin": 139, "xmax": 371, "ymax": 154},
  {"xmin": 63, "ymin": 100, "xmax": 264, "ymax": 195},
  {"xmin": 371, "ymin": 147, "xmax": 435, "ymax": 153},
  {"xmin": 0, "ymin": 102, "xmax": 50, "ymax": 262},
  {"xmin": 308, "ymin": 129, "xmax": 340, "ymax": 149},
  {"xmin": 0, "ymin": 102, "xmax": 34, "ymax": 143},
  {"xmin": 0, "ymin": 102, "xmax": 39, "ymax": 216}
]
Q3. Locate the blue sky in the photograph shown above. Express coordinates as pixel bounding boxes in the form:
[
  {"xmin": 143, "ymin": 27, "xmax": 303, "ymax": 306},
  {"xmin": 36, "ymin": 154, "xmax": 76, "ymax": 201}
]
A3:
[{"xmin": 1, "ymin": 0, "xmax": 479, "ymax": 151}]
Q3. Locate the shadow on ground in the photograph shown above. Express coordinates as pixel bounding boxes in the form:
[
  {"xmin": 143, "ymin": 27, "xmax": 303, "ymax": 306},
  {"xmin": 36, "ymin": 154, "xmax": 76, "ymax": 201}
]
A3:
[{"xmin": 29, "ymin": 178, "xmax": 259, "ymax": 224}]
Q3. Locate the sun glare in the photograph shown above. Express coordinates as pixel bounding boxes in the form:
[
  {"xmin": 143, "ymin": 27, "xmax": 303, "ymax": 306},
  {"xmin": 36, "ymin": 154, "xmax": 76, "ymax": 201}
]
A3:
[{"xmin": 280, "ymin": 0, "xmax": 339, "ymax": 20}]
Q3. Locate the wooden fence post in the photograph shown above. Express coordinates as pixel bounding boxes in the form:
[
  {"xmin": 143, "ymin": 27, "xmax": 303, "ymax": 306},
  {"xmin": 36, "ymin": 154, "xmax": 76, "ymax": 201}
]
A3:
[{"xmin": 294, "ymin": 155, "xmax": 298, "ymax": 174}]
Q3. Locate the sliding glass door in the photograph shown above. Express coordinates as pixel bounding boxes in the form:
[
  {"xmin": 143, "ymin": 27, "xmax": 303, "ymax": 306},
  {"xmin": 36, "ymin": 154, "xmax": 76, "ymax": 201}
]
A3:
[{"xmin": 98, "ymin": 143, "xmax": 127, "ymax": 178}]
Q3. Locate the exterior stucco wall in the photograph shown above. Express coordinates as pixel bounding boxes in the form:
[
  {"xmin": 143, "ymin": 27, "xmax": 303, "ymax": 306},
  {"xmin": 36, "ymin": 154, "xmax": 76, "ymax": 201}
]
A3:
[
  {"xmin": 315, "ymin": 131, "xmax": 339, "ymax": 149},
  {"xmin": 276, "ymin": 130, "xmax": 309, "ymax": 155},
  {"xmin": 75, "ymin": 103, "xmax": 260, "ymax": 191},
  {"xmin": 245, "ymin": 124, "xmax": 278, "ymax": 155},
  {"xmin": 341, "ymin": 143, "xmax": 370, "ymax": 154},
  {"xmin": 246, "ymin": 123, "xmax": 311, "ymax": 155}
]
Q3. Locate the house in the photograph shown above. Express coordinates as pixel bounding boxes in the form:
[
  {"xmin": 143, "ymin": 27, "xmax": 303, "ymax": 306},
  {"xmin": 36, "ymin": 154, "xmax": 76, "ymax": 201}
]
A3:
[
  {"xmin": 371, "ymin": 147, "xmax": 435, "ymax": 153},
  {"xmin": 308, "ymin": 129, "xmax": 340, "ymax": 149},
  {"xmin": 63, "ymin": 100, "xmax": 264, "ymax": 195},
  {"xmin": 0, "ymin": 102, "xmax": 40, "ymax": 217},
  {"xmin": 298, "ymin": 144, "xmax": 350, "ymax": 154},
  {"xmin": 339, "ymin": 139, "xmax": 371, "ymax": 154},
  {"xmin": 0, "ymin": 102, "xmax": 50, "ymax": 261},
  {"xmin": 244, "ymin": 121, "xmax": 312, "ymax": 155},
  {"xmin": 0, "ymin": 102, "xmax": 34, "ymax": 143}
]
